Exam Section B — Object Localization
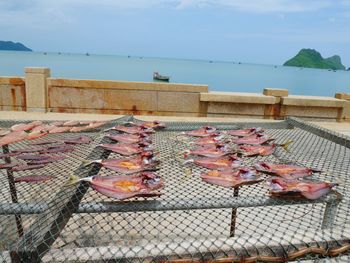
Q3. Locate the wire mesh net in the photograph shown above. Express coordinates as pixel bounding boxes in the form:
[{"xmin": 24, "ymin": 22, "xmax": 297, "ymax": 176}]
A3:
[{"xmin": 0, "ymin": 116, "xmax": 349, "ymax": 262}]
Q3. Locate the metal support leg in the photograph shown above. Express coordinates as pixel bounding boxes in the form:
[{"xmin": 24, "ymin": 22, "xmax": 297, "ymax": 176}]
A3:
[
  {"xmin": 2, "ymin": 145, "xmax": 23, "ymax": 237},
  {"xmin": 229, "ymin": 187, "xmax": 239, "ymax": 237}
]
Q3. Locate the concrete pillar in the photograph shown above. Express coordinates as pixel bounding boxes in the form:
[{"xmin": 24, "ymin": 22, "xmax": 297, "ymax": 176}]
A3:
[
  {"xmin": 25, "ymin": 67, "xmax": 50, "ymax": 112},
  {"xmin": 263, "ymin": 88, "xmax": 289, "ymax": 120},
  {"xmin": 335, "ymin": 93, "xmax": 350, "ymax": 122}
]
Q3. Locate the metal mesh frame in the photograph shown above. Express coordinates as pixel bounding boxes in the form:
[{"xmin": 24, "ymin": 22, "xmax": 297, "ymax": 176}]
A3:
[{"xmin": 0, "ymin": 116, "xmax": 349, "ymax": 262}]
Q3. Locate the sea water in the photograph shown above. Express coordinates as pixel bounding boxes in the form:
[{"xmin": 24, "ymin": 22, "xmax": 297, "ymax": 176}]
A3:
[{"xmin": 1, "ymin": 50, "xmax": 349, "ymax": 96}]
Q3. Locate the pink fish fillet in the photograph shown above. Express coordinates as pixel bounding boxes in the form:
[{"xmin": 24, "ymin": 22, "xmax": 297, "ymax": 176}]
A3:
[
  {"xmin": 201, "ymin": 168, "xmax": 263, "ymax": 188},
  {"xmin": 184, "ymin": 144, "xmax": 235, "ymax": 158},
  {"xmin": 0, "ymin": 131, "xmax": 28, "ymax": 147},
  {"xmin": 107, "ymin": 134, "xmax": 151, "ymax": 144},
  {"xmin": 27, "ymin": 131, "xmax": 48, "ymax": 140},
  {"xmin": 63, "ymin": 120, "xmax": 80, "ymax": 126},
  {"xmin": 49, "ymin": 126, "xmax": 72, "ymax": 134},
  {"xmin": 89, "ymin": 152, "xmax": 159, "ymax": 174},
  {"xmin": 227, "ymin": 127, "xmax": 263, "ymax": 137},
  {"xmin": 10, "ymin": 121, "xmax": 42, "ymax": 132},
  {"xmin": 99, "ymin": 143, "xmax": 152, "ymax": 156},
  {"xmin": 112, "ymin": 125, "xmax": 155, "ymax": 134},
  {"xmin": 185, "ymin": 126, "xmax": 217, "ymax": 137},
  {"xmin": 234, "ymin": 134, "xmax": 273, "ymax": 145},
  {"xmin": 79, "ymin": 172, "xmax": 163, "ymax": 200},
  {"xmin": 239, "ymin": 144, "xmax": 276, "ymax": 157},
  {"xmin": 254, "ymin": 162, "xmax": 318, "ymax": 180},
  {"xmin": 185, "ymin": 155, "xmax": 241, "ymax": 170},
  {"xmin": 267, "ymin": 177, "xmax": 337, "ymax": 200}
]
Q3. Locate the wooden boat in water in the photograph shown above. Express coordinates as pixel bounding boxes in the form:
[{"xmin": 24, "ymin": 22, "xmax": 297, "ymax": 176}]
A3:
[{"xmin": 153, "ymin": 72, "xmax": 170, "ymax": 82}]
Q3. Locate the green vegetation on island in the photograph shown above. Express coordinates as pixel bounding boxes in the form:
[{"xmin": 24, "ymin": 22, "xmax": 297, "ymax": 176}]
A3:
[
  {"xmin": 283, "ymin": 49, "xmax": 345, "ymax": 70},
  {"xmin": 0, "ymin": 41, "xmax": 32, "ymax": 51}
]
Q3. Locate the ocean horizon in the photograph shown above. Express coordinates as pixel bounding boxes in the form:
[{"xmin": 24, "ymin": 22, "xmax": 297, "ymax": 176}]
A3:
[{"xmin": 1, "ymin": 50, "xmax": 349, "ymax": 97}]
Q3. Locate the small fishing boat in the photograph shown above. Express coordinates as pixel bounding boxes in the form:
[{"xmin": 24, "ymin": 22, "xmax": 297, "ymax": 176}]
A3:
[{"xmin": 153, "ymin": 72, "xmax": 170, "ymax": 82}]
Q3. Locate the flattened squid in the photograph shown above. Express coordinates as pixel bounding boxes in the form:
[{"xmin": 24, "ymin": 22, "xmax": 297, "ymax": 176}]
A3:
[
  {"xmin": 98, "ymin": 142, "xmax": 152, "ymax": 156},
  {"xmin": 234, "ymin": 133, "xmax": 273, "ymax": 145},
  {"xmin": 184, "ymin": 154, "xmax": 241, "ymax": 170},
  {"xmin": 227, "ymin": 127, "xmax": 264, "ymax": 137},
  {"xmin": 125, "ymin": 120, "xmax": 166, "ymax": 130},
  {"xmin": 107, "ymin": 133, "xmax": 151, "ymax": 144},
  {"xmin": 184, "ymin": 126, "xmax": 217, "ymax": 137},
  {"xmin": 201, "ymin": 168, "xmax": 263, "ymax": 188},
  {"xmin": 70, "ymin": 172, "xmax": 163, "ymax": 200},
  {"xmin": 184, "ymin": 143, "xmax": 235, "ymax": 158},
  {"xmin": 267, "ymin": 177, "xmax": 337, "ymax": 200},
  {"xmin": 254, "ymin": 162, "xmax": 319, "ymax": 180},
  {"xmin": 238, "ymin": 141, "xmax": 292, "ymax": 157},
  {"xmin": 86, "ymin": 151, "xmax": 160, "ymax": 174},
  {"xmin": 192, "ymin": 133, "xmax": 226, "ymax": 146},
  {"xmin": 108, "ymin": 125, "xmax": 155, "ymax": 134}
]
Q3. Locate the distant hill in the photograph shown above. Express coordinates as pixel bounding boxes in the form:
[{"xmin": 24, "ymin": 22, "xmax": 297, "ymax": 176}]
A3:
[
  {"xmin": 284, "ymin": 49, "xmax": 345, "ymax": 70},
  {"xmin": 0, "ymin": 41, "xmax": 32, "ymax": 51}
]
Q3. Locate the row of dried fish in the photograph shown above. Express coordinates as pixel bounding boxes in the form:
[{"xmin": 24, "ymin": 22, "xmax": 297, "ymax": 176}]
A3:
[
  {"xmin": 69, "ymin": 121, "xmax": 166, "ymax": 200},
  {"xmin": 183, "ymin": 126, "xmax": 337, "ymax": 200},
  {"xmin": 0, "ymin": 120, "xmax": 107, "ymax": 147}
]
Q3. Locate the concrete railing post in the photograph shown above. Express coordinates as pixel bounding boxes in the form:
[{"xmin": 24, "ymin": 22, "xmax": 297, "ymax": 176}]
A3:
[
  {"xmin": 25, "ymin": 67, "xmax": 51, "ymax": 112},
  {"xmin": 335, "ymin": 93, "xmax": 350, "ymax": 122},
  {"xmin": 263, "ymin": 88, "xmax": 289, "ymax": 120}
]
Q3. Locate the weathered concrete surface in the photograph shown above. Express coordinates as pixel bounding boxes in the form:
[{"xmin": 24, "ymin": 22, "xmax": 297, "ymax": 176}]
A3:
[
  {"xmin": 0, "ymin": 77, "xmax": 26, "ymax": 111},
  {"xmin": 25, "ymin": 67, "xmax": 50, "ymax": 112},
  {"xmin": 200, "ymin": 92, "xmax": 276, "ymax": 104},
  {"xmin": 48, "ymin": 79, "xmax": 208, "ymax": 116},
  {"xmin": 263, "ymin": 88, "xmax": 289, "ymax": 97},
  {"xmin": 48, "ymin": 78, "xmax": 208, "ymax": 93}
]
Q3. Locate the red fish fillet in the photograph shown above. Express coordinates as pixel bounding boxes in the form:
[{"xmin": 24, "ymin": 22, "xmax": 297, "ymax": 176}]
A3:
[
  {"xmin": 234, "ymin": 134, "xmax": 273, "ymax": 145},
  {"xmin": 185, "ymin": 155, "xmax": 241, "ymax": 170},
  {"xmin": 107, "ymin": 133, "xmax": 151, "ymax": 144},
  {"xmin": 79, "ymin": 172, "xmax": 163, "ymax": 200},
  {"xmin": 99, "ymin": 143, "xmax": 152, "ymax": 156},
  {"xmin": 185, "ymin": 144, "xmax": 235, "ymax": 158},
  {"xmin": 192, "ymin": 133, "xmax": 225, "ymax": 146},
  {"xmin": 239, "ymin": 144, "xmax": 276, "ymax": 157},
  {"xmin": 126, "ymin": 121, "xmax": 166, "ymax": 130},
  {"xmin": 89, "ymin": 152, "xmax": 159, "ymax": 174},
  {"xmin": 267, "ymin": 177, "xmax": 337, "ymax": 200},
  {"xmin": 27, "ymin": 130, "xmax": 48, "ymax": 140},
  {"xmin": 0, "ymin": 131, "xmax": 28, "ymax": 146},
  {"xmin": 0, "ymin": 129, "xmax": 11, "ymax": 136},
  {"xmin": 227, "ymin": 127, "xmax": 263, "ymax": 137},
  {"xmin": 111, "ymin": 125, "xmax": 155, "ymax": 134},
  {"xmin": 185, "ymin": 126, "xmax": 217, "ymax": 137},
  {"xmin": 63, "ymin": 120, "xmax": 80, "ymax": 126},
  {"xmin": 254, "ymin": 162, "xmax": 317, "ymax": 180},
  {"xmin": 49, "ymin": 126, "xmax": 72, "ymax": 134},
  {"xmin": 201, "ymin": 168, "xmax": 263, "ymax": 188}
]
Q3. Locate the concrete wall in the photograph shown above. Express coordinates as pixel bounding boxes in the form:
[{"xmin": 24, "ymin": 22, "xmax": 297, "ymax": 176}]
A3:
[
  {"xmin": 47, "ymin": 78, "xmax": 208, "ymax": 116},
  {"xmin": 0, "ymin": 77, "xmax": 26, "ymax": 111},
  {"xmin": 0, "ymin": 68, "xmax": 349, "ymax": 122}
]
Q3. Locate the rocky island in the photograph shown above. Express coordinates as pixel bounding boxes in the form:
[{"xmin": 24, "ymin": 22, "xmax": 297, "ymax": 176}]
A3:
[
  {"xmin": 0, "ymin": 40, "xmax": 32, "ymax": 51},
  {"xmin": 284, "ymin": 48, "xmax": 345, "ymax": 70}
]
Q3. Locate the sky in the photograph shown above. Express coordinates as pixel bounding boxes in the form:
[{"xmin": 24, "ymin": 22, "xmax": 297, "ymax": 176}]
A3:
[{"xmin": 1, "ymin": 0, "xmax": 350, "ymax": 66}]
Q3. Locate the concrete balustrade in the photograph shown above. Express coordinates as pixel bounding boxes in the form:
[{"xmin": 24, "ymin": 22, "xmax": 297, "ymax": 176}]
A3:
[
  {"xmin": 0, "ymin": 67, "xmax": 349, "ymax": 122},
  {"xmin": 25, "ymin": 67, "xmax": 50, "ymax": 112},
  {"xmin": 0, "ymin": 77, "xmax": 26, "ymax": 111}
]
